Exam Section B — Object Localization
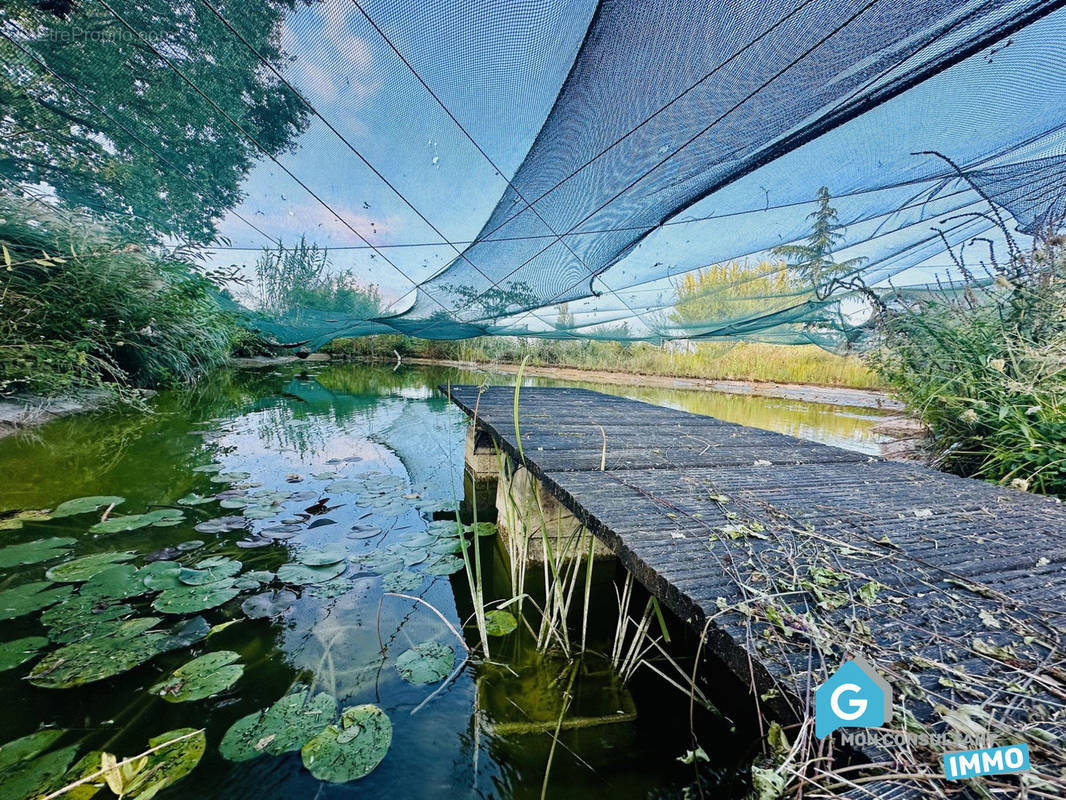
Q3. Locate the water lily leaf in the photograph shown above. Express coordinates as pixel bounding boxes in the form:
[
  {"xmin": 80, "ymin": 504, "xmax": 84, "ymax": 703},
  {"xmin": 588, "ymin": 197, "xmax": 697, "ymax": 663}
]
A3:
[
  {"xmin": 122, "ymin": 728, "xmax": 206, "ymax": 800},
  {"xmin": 89, "ymin": 509, "xmax": 183, "ymax": 534},
  {"xmin": 242, "ymin": 505, "xmax": 280, "ymax": 520},
  {"xmin": 219, "ymin": 690, "xmax": 337, "ymax": 761},
  {"xmin": 297, "ymin": 546, "xmax": 347, "ymax": 567},
  {"xmin": 81, "ymin": 564, "xmax": 147, "ymax": 600},
  {"xmin": 191, "ymin": 463, "xmax": 224, "ymax": 473},
  {"xmin": 347, "ymin": 523, "xmax": 381, "ymax": 539},
  {"xmin": 381, "ymin": 571, "xmax": 423, "ymax": 593},
  {"xmin": 194, "ymin": 516, "xmax": 247, "ymax": 534},
  {"xmin": 0, "ymin": 581, "xmax": 73, "ymax": 620},
  {"xmin": 177, "ymin": 493, "xmax": 215, "ymax": 506},
  {"xmin": 218, "ymin": 497, "xmax": 250, "ymax": 509},
  {"xmin": 145, "ymin": 509, "xmax": 185, "ymax": 527},
  {"xmin": 209, "ymin": 471, "xmax": 251, "ymax": 484},
  {"xmin": 484, "ymin": 610, "xmax": 518, "ymax": 637},
  {"xmin": 401, "ymin": 548, "xmax": 428, "ymax": 566},
  {"xmin": 300, "ymin": 704, "xmax": 391, "ymax": 783},
  {"xmin": 29, "ymin": 618, "xmax": 171, "ymax": 688},
  {"xmin": 429, "ymin": 537, "xmax": 470, "ymax": 555},
  {"xmin": 325, "ymin": 479, "xmax": 362, "ymax": 493},
  {"xmin": 152, "ymin": 581, "xmax": 239, "ymax": 614},
  {"xmin": 139, "ymin": 561, "xmax": 183, "ymax": 590},
  {"xmin": 178, "ymin": 558, "xmax": 241, "ymax": 586},
  {"xmin": 234, "ymin": 570, "xmax": 274, "ymax": 587},
  {"xmin": 45, "ymin": 552, "xmax": 135, "ymax": 582},
  {"xmin": 50, "ymin": 496, "xmax": 126, "ymax": 518},
  {"xmin": 261, "ymin": 525, "xmax": 300, "ymax": 540},
  {"xmin": 235, "ymin": 537, "xmax": 272, "ymax": 549},
  {"xmin": 0, "ymin": 636, "xmax": 49, "ymax": 671},
  {"xmin": 0, "ymin": 537, "xmax": 76, "ymax": 568},
  {"xmin": 464, "ymin": 522, "xmax": 497, "ymax": 537},
  {"xmin": 0, "ymin": 730, "xmax": 66, "ymax": 772},
  {"xmin": 42, "ymin": 595, "xmax": 134, "ymax": 643},
  {"xmin": 0, "ymin": 741, "xmax": 78, "ymax": 800},
  {"xmin": 395, "ymin": 642, "xmax": 454, "ymax": 685},
  {"xmin": 423, "ymin": 554, "xmax": 464, "ymax": 576},
  {"xmin": 241, "ymin": 589, "xmax": 297, "ymax": 619},
  {"xmin": 276, "ymin": 561, "xmax": 345, "ymax": 585},
  {"xmin": 150, "ymin": 651, "xmax": 243, "ymax": 702},
  {"xmin": 176, "ymin": 540, "xmax": 205, "ymax": 551}
]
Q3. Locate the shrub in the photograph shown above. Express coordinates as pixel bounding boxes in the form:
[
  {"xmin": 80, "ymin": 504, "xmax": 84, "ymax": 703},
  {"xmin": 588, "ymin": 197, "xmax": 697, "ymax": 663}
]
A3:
[{"xmin": 0, "ymin": 193, "xmax": 243, "ymax": 399}]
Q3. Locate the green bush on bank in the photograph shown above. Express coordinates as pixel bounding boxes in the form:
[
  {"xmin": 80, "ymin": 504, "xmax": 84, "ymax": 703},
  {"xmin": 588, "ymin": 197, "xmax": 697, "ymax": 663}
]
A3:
[
  {"xmin": 0, "ymin": 194, "xmax": 245, "ymax": 400},
  {"xmin": 869, "ymin": 237, "xmax": 1066, "ymax": 496}
]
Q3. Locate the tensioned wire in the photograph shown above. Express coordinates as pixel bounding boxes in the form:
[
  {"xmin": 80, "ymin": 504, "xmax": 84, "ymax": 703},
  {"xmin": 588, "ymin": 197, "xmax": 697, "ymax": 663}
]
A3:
[
  {"xmin": 92, "ymin": 0, "xmax": 455, "ymax": 317},
  {"xmin": 499, "ymin": 0, "xmax": 1063, "ymax": 335}
]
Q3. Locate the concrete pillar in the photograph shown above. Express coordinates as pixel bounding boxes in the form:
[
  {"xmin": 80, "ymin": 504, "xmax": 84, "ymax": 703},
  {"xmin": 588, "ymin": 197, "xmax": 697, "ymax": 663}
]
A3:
[
  {"xmin": 464, "ymin": 426, "xmax": 499, "ymax": 480},
  {"xmin": 495, "ymin": 465, "xmax": 613, "ymax": 564}
]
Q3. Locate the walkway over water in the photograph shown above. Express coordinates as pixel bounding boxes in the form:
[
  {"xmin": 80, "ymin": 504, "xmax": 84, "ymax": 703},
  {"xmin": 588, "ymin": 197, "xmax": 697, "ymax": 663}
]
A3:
[{"xmin": 442, "ymin": 384, "xmax": 1066, "ymax": 796}]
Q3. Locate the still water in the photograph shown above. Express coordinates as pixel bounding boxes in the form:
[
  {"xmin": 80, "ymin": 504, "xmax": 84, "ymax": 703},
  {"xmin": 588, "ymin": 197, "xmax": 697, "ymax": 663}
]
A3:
[{"xmin": 0, "ymin": 363, "xmax": 890, "ymax": 799}]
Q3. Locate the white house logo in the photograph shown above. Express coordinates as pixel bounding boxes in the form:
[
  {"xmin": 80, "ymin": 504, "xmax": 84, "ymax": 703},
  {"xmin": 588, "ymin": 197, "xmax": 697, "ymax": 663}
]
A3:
[{"xmin": 815, "ymin": 655, "xmax": 893, "ymax": 739}]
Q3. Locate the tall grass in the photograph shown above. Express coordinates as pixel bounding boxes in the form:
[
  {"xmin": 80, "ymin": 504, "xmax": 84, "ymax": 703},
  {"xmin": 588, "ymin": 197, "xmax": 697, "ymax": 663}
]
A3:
[
  {"xmin": 0, "ymin": 194, "xmax": 245, "ymax": 400},
  {"xmin": 867, "ymin": 233, "xmax": 1066, "ymax": 495}
]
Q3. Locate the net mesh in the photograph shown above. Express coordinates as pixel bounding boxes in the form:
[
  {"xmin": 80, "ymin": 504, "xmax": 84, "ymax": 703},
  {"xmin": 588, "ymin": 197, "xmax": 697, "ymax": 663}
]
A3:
[{"xmin": 3, "ymin": 0, "xmax": 1066, "ymax": 349}]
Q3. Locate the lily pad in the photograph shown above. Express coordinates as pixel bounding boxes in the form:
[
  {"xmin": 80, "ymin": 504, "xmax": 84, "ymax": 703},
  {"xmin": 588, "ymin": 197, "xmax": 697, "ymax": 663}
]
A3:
[
  {"xmin": 150, "ymin": 651, "xmax": 243, "ymax": 702},
  {"xmin": 0, "ymin": 509, "xmax": 53, "ymax": 531},
  {"xmin": 300, "ymin": 704, "xmax": 391, "ymax": 783},
  {"xmin": 0, "ymin": 636, "xmax": 49, "ymax": 671},
  {"xmin": 191, "ymin": 463, "xmax": 224, "ymax": 473},
  {"xmin": 242, "ymin": 505, "xmax": 281, "ymax": 520},
  {"xmin": 209, "ymin": 471, "xmax": 251, "ymax": 484},
  {"xmin": 241, "ymin": 589, "xmax": 297, "ymax": 619},
  {"xmin": 120, "ymin": 728, "xmax": 206, "ymax": 799},
  {"xmin": 484, "ymin": 610, "xmax": 518, "ymax": 637},
  {"xmin": 90, "ymin": 509, "xmax": 184, "ymax": 534},
  {"xmin": 395, "ymin": 642, "xmax": 454, "ymax": 685},
  {"xmin": 177, "ymin": 493, "xmax": 215, "ymax": 506},
  {"xmin": 42, "ymin": 595, "xmax": 134, "ymax": 643},
  {"xmin": 178, "ymin": 558, "xmax": 241, "ymax": 585},
  {"xmin": 81, "ymin": 563, "xmax": 147, "ymax": 600},
  {"xmin": 152, "ymin": 581, "xmax": 239, "ymax": 614},
  {"xmin": 276, "ymin": 561, "xmax": 346, "ymax": 585},
  {"xmin": 297, "ymin": 546, "xmax": 347, "ymax": 567},
  {"xmin": 0, "ymin": 729, "xmax": 66, "ymax": 772},
  {"xmin": 347, "ymin": 523, "xmax": 382, "ymax": 540},
  {"xmin": 0, "ymin": 734, "xmax": 78, "ymax": 800},
  {"xmin": 0, "ymin": 537, "xmax": 76, "ymax": 568},
  {"xmin": 176, "ymin": 540, "xmax": 205, "ymax": 551},
  {"xmin": 194, "ymin": 516, "xmax": 247, "ymax": 534},
  {"xmin": 45, "ymin": 551, "xmax": 135, "ymax": 582},
  {"xmin": 423, "ymin": 554, "xmax": 464, "ymax": 576},
  {"xmin": 219, "ymin": 690, "xmax": 336, "ymax": 761},
  {"xmin": 0, "ymin": 581, "xmax": 73, "ymax": 620},
  {"xmin": 29, "ymin": 618, "xmax": 169, "ymax": 688},
  {"xmin": 465, "ymin": 522, "xmax": 497, "ymax": 537},
  {"xmin": 50, "ymin": 496, "xmax": 125, "ymax": 518},
  {"xmin": 218, "ymin": 497, "xmax": 250, "ymax": 509},
  {"xmin": 325, "ymin": 479, "xmax": 363, "ymax": 493},
  {"xmin": 381, "ymin": 571, "xmax": 423, "ymax": 592},
  {"xmin": 139, "ymin": 561, "xmax": 183, "ymax": 590}
]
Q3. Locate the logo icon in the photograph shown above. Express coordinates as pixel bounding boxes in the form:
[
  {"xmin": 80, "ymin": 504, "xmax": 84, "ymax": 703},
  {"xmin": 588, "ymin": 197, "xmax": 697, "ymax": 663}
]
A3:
[{"xmin": 815, "ymin": 655, "xmax": 893, "ymax": 738}]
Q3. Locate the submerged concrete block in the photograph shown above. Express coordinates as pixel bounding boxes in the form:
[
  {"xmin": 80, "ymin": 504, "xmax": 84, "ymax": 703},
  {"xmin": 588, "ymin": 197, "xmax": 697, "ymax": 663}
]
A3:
[{"xmin": 496, "ymin": 465, "xmax": 613, "ymax": 564}]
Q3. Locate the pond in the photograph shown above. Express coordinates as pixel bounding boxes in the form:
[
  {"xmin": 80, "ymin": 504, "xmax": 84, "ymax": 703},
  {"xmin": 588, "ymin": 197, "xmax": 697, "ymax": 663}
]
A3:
[{"xmin": 0, "ymin": 363, "xmax": 891, "ymax": 799}]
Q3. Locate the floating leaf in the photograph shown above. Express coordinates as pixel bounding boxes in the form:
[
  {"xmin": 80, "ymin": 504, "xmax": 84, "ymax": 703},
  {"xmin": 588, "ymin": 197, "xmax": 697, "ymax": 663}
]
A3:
[
  {"xmin": 45, "ymin": 551, "xmax": 135, "ymax": 582},
  {"xmin": 178, "ymin": 558, "xmax": 241, "ymax": 586},
  {"xmin": 209, "ymin": 471, "xmax": 251, "ymax": 483},
  {"xmin": 241, "ymin": 589, "xmax": 297, "ymax": 619},
  {"xmin": 0, "ymin": 730, "xmax": 66, "ymax": 773},
  {"xmin": 42, "ymin": 595, "xmax": 133, "ymax": 643},
  {"xmin": 152, "ymin": 581, "xmax": 239, "ymax": 614},
  {"xmin": 276, "ymin": 561, "xmax": 345, "ymax": 585},
  {"xmin": 191, "ymin": 463, "xmax": 224, "ymax": 473},
  {"xmin": 347, "ymin": 523, "xmax": 381, "ymax": 539},
  {"xmin": 0, "ymin": 537, "xmax": 76, "ymax": 568},
  {"xmin": 218, "ymin": 497, "xmax": 250, "ymax": 509},
  {"xmin": 0, "ymin": 737, "xmax": 78, "ymax": 800},
  {"xmin": 176, "ymin": 540, "xmax": 205, "ymax": 551},
  {"xmin": 242, "ymin": 505, "xmax": 280, "ymax": 520},
  {"xmin": 297, "ymin": 546, "xmax": 347, "ymax": 567},
  {"xmin": 484, "ymin": 610, "xmax": 518, "ymax": 637},
  {"xmin": 381, "ymin": 571, "xmax": 423, "ymax": 592},
  {"xmin": 122, "ymin": 728, "xmax": 206, "ymax": 799},
  {"xmin": 0, "ymin": 581, "xmax": 73, "ymax": 620},
  {"xmin": 194, "ymin": 516, "xmax": 247, "ymax": 534},
  {"xmin": 423, "ymin": 554, "xmax": 464, "ymax": 576},
  {"xmin": 219, "ymin": 690, "xmax": 336, "ymax": 761},
  {"xmin": 300, "ymin": 704, "xmax": 391, "ymax": 783},
  {"xmin": 176, "ymin": 493, "xmax": 215, "ymax": 506},
  {"xmin": 0, "ymin": 636, "xmax": 49, "ymax": 671},
  {"xmin": 81, "ymin": 564, "xmax": 147, "ymax": 600},
  {"xmin": 139, "ymin": 561, "xmax": 183, "ymax": 590},
  {"xmin": 325, "ymin": 479, "xmax": 362, "ymax": 493},
  {"xmin": 395, "ymin": 642, "xmax": 454, "ymax": 685},
  {"xmin": 150, "ymin": 651, "xmax": 243, "ymax": 702},
  {"xmin": 29, "ymin": 619, "xmax": 169, "ymax": 688},
  {"xmin": 50, "ymin": 496, "xmax": 125, "ymax": 518},
  {"xmin": 464, "ymin": 522, "xmax": 497, "ymax": 537},
  {"xmin": 90, "ymin": 509, "xmax": 183, "ymax": 534}
]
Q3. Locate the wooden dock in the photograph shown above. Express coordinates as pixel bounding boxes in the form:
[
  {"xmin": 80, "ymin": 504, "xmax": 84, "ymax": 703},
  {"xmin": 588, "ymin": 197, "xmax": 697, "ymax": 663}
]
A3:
[{"xmin": 442, "ymin": 384, "xmax": 1066, "ymax": 795}]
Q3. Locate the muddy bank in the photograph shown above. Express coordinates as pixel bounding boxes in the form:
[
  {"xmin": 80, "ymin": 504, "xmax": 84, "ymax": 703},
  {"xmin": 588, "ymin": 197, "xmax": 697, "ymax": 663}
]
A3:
[{"xmin": 402, "ymin": 357, "xmax": 904, "ymax": 411}]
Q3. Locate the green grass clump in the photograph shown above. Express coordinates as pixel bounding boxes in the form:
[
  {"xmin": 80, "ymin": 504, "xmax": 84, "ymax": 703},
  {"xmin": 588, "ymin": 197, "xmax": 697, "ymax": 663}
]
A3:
[
  {"xmin": 868, "ymin": 236, "xmax": 1066, "ymax": 495},
  {"xmin": 0, "ymin": 194, "xmax": 243, "ymax": 400}
]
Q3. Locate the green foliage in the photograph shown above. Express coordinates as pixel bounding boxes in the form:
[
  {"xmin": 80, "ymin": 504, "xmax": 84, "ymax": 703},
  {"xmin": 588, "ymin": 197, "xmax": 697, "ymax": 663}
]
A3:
[
  {"xmin": 869, "ymin": 234, "xmax": 1066, "ymax": 495},
  {"xmin": 150, "ymin": 651, "xmax": 243, "ymax": 702},
  {"xmin": 300, "ymin": 705, "xmax": 392, "ymax": 783},
  {"xmin": 0, "ymin": 195, "xmax": 245, "ymax": 398},
  {"xmin": 254, "ymin": 238, "xmax": 382, "ymax": 318},
  {"xmin": 771, "ymin": 186, "xmax": 867, "ymax": 294},
  {"xmin": 0, "ymin": 0, "xmax": 309, "ymax": 244},
  {"xmin": 394, "ymin": 642, "xmax": 454, "ymax": 685}
]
